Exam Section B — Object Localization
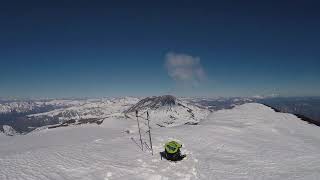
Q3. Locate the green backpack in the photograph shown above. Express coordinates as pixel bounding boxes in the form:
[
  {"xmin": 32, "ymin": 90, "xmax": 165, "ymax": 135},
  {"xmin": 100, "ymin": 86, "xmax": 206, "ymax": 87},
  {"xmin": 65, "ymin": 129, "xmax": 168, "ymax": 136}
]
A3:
[{"xmin": 164, "ymin": 141, "xmax": 182, "ymax": 154}]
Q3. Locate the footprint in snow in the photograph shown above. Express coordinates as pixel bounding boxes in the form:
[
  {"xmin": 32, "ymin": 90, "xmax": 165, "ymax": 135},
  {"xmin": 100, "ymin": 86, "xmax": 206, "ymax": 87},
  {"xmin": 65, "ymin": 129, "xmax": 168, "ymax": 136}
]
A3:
[
  {"xmin": 94, "ymin": 139, "xmax": 103, "ymax": 143},
  {"xmin": 104, "ymin": 172, "xmax": 112, "ymax": 180}
]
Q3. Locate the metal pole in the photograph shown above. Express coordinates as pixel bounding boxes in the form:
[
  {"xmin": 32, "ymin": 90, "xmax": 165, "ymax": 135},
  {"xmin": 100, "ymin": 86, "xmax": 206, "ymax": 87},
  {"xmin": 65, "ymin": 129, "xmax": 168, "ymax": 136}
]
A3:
[
  {"xmin": 136, "ymin": 110, "xmax": 143, "ymax": 151},
  {"xmin": 147, "ymin": 111, "xmax": 153, "ymax": 155}
]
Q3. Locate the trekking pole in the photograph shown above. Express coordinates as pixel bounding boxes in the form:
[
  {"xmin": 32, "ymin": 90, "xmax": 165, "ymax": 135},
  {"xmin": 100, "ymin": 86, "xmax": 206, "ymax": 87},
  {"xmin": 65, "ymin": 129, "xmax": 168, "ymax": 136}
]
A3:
[
  {"xmin": 136, "ymin": 110, "xmax": 143, "ymax": 151},
  {"xmin": 147, "ymin": 111, "xmax": 153, "ymax": 155}
]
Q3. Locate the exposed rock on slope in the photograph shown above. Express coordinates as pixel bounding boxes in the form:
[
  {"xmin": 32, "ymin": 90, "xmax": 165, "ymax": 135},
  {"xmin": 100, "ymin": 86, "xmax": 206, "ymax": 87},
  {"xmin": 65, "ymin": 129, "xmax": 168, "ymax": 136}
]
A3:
[{"xmin": 1, "ymin": 125, "xmax": 19, "ymax": 136}]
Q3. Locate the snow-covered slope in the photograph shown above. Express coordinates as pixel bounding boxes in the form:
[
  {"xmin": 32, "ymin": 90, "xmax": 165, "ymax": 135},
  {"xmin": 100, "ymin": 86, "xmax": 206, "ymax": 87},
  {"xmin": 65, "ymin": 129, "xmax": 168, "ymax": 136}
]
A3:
[
  {"xmin": 125, "ymin": 95, "xmax": 210, "ymax": 127},
  {"xmin": 1, "ymin": 103, "xmax": 320, "ymax": 179}
]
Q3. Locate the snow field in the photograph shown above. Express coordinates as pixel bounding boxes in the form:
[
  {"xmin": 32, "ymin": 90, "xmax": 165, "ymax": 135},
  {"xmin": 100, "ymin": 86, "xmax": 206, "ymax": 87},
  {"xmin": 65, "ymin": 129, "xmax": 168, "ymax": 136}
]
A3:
[{"xmin": 1, "ymin": 103, "xmax": 320, "ymax": 179}]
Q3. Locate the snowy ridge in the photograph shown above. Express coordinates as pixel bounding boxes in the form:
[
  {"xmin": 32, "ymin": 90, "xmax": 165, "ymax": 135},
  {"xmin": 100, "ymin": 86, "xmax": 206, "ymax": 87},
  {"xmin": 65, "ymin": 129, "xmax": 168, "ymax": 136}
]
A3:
[
  {"xmin": 0, "ymin": 103, "xmax": 320, "ymax": 179},
  {"xmin": 28, "ymin": 97, "xmax": 140, "ymax": 123},
  {"xmin": 0, "ymin": 101, "xmax": 39, "ymax": 114},
  {"xmin": 0, "ymin": 100, "xmax": 85, "ymax": 114}
]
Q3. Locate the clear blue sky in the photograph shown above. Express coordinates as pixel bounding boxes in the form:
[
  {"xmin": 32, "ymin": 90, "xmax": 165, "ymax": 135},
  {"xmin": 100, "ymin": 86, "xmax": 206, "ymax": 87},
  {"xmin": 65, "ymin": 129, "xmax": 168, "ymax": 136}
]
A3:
[{"xmin": 0, "ymin": 0, "xmax": 319, "ymax": 98}]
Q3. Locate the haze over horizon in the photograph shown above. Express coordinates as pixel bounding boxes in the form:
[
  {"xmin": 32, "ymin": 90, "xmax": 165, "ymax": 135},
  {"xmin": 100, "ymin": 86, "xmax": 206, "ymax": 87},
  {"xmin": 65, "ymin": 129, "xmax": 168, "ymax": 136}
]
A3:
[{"xmin": 1, "ymin": 1, "xmax": 319, "ymax": 98}]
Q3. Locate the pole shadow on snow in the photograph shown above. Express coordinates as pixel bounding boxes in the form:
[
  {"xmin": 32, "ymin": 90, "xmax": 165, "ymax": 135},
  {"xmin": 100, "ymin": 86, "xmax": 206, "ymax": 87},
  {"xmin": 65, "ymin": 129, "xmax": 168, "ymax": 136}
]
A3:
[{"xmin": 131, "ymin": 137, "xmax": 143, "ymax": 151}]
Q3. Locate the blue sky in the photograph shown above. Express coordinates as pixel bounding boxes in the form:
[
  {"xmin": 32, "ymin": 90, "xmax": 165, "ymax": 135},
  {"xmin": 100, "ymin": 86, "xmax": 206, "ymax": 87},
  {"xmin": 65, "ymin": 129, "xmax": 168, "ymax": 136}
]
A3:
[{"xmin": 0, "ymin": 0, "xmax": 319, "ymax": 98}]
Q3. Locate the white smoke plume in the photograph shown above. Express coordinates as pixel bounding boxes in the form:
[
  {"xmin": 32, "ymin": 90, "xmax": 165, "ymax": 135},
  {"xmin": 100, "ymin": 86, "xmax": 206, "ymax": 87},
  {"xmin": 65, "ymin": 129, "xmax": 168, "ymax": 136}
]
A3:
[{"xmin": 165, "ymin": 52, "xmax": 206, "ymax": 86}]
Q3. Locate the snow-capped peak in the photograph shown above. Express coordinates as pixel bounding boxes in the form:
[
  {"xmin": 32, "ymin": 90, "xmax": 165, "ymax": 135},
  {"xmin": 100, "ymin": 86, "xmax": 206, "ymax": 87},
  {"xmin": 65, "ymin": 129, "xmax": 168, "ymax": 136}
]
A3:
[
  {"xmin": 125, "ymin": 95, "xmax": 177, "ymax": 113},
  {"xmin": 125, "ymin": 95, "xmax": 210, "ymax": 127}
]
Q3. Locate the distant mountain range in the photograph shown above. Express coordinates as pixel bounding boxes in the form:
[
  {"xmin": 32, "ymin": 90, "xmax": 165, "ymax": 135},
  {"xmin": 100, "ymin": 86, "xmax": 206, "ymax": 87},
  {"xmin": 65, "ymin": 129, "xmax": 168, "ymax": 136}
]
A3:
[
  {"xmin": 1, "ymin": 96, "xmax": 319, "ymax": 135},
  {"xmin": 257, "ymin": 97, "xmax": 320, "ymax": 125}
]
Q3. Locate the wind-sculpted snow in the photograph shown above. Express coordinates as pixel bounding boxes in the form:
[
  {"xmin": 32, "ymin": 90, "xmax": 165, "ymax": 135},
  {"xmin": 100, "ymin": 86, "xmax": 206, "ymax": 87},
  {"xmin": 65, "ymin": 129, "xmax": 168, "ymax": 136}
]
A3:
[{"xmin": 1, "ymin": 103, "xmax": 320, "ymax": 179}]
